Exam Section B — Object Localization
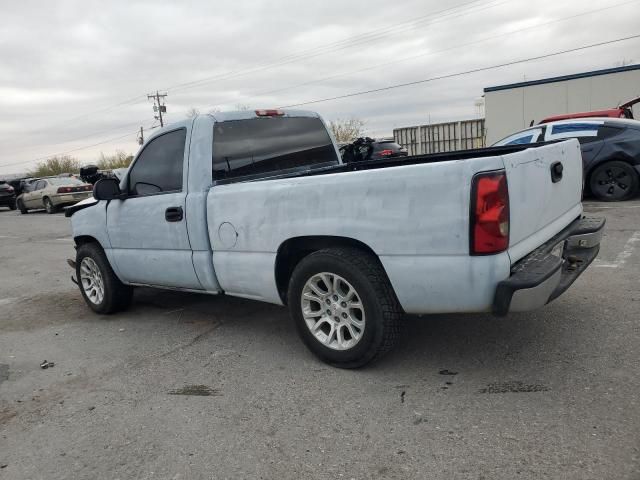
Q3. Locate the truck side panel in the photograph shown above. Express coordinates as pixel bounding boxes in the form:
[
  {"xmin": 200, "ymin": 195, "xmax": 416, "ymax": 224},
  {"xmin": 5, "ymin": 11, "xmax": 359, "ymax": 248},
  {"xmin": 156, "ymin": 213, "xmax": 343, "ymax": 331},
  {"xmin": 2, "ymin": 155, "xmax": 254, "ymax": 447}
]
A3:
[{"xmin": 207, "ymin": 155, "xmax": 509, "ymax": 313}]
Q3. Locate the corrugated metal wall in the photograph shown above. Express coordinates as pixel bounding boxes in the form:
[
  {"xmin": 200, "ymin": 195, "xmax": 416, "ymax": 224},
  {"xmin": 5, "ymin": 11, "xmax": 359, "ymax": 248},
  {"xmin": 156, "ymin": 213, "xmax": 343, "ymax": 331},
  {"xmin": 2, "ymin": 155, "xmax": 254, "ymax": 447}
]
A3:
[{"xmin": 393, "ymin": 119, "xmax": 485, "ymax": 155}]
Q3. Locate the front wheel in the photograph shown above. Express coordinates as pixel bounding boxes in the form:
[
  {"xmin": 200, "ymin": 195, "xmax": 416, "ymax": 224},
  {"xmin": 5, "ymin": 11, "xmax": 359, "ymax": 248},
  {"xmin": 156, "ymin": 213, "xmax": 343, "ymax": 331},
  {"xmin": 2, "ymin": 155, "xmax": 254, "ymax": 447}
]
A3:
[
  {"xmin": 287, "ymin": 248, "xmax": 402, "ymax": 368},
  {"xmin": 76, "ymin": 243, "xmax": 133, "ymax": 314},
  {"xmin": 17, "ymin": 199, "xmax": 28, "ymax": 214},
  {"xmin": 589, "ymin": 161, "xmax": 639, "ymax": 202}
]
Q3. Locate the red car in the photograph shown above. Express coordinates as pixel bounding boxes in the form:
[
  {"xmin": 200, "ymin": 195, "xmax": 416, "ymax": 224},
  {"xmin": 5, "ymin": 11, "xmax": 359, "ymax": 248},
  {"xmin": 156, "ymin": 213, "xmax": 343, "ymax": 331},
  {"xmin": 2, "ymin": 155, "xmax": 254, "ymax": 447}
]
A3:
[{"xmin": 539, "ymin": 96, "xmax": 639, "ymax": 124}]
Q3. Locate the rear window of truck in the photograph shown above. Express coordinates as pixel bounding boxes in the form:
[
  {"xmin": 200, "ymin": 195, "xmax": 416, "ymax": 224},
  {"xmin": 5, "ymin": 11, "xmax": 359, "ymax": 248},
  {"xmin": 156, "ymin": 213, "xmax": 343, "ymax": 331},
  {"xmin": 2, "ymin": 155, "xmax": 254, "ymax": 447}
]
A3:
[{"xmin": 212, "ymin": 116, "xmax": 339, "ymax": 181}]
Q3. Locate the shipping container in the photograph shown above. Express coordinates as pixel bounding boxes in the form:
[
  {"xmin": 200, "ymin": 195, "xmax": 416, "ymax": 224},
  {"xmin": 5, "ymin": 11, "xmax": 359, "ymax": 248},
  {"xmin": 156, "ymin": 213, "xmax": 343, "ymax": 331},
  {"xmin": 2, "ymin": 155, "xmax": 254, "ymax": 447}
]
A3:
[{"xmin": 393, "ymin": 119, "xmax": 485, "ymax": 155}]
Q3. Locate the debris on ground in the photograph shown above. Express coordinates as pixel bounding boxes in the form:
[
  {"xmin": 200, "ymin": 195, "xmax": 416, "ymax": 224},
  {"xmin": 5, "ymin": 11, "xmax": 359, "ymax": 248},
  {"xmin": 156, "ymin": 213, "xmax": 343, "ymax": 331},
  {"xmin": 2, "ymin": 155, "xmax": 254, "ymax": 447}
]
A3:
[
  {"xmin": 439, "ymin": 369, "xmax": 458, "ymax": 376},
  {"xmin": 40, "ymin": 360, "xmax": 55, "ymax": 369},
  {"xmin": 168, "ymin": 385, "xmax": 221, "ymax": 396}
]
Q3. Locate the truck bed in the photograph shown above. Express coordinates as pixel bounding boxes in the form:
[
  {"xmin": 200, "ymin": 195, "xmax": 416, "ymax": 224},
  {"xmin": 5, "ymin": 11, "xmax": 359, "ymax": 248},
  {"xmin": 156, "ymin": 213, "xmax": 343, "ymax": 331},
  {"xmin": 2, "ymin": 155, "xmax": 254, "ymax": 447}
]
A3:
[{"xmin": 214, "ymin": 142, "xmax": 561, "ymax": 185}]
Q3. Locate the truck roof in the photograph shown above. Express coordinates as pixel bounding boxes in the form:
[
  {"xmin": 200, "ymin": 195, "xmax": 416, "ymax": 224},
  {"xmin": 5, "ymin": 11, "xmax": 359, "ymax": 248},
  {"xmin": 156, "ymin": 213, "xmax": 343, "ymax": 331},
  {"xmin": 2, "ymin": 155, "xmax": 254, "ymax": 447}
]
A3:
[
  {"xmin": 144, "ymin": 109, "xmax": 323, "ymax": 144},
  {"xmin": 209, "ymin": 109, "xmax": 320, "ymax": 122}
]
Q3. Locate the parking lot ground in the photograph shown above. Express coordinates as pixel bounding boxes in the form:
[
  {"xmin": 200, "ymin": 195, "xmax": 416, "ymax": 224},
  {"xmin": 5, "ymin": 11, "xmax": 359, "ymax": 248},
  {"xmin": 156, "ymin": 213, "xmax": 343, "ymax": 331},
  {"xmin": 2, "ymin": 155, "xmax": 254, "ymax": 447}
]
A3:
[{"xmin": 0, "ymin": 201, "xmax": 639, "ymax": 480}]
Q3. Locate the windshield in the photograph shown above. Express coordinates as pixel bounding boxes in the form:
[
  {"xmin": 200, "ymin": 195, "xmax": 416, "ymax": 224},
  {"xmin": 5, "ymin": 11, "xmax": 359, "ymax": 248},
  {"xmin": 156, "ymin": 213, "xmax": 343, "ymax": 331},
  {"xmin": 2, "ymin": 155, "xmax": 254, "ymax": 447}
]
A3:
[{"xmin": 46, "ymin": 177, "xmax": 84, "ymax": 186}]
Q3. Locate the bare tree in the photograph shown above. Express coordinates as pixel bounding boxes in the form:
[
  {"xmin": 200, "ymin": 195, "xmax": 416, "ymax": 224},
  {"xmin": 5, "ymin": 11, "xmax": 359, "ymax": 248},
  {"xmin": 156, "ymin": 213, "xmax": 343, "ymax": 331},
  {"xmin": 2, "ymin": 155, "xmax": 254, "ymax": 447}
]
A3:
[
  {"xmin": 328, "ymin": 118, "xmax": 366, "ymax": 143},
  {"xmin": 96, "ymin": 151, "xmax": 134, "ymax": 170},
  {"xmin": 186, "ymin": 107, "xmax": 200, "ymax": 118}
]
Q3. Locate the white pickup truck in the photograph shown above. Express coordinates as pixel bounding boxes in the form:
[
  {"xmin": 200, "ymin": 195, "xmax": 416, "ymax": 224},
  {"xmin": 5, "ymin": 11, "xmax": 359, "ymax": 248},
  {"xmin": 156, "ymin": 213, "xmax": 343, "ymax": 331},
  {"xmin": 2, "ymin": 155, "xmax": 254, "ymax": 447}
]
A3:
[{"xmin": 66, "ymin": 109, "xmax": 604, "ymax": 367}]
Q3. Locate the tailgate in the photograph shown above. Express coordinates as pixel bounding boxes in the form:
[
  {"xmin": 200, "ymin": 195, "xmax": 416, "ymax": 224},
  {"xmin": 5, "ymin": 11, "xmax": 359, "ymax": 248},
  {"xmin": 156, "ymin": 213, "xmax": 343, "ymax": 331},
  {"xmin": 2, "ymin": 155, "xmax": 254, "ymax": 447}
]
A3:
[{"xmin": 503, "ymin": 139, "xmax": 583, "ymax": 262}]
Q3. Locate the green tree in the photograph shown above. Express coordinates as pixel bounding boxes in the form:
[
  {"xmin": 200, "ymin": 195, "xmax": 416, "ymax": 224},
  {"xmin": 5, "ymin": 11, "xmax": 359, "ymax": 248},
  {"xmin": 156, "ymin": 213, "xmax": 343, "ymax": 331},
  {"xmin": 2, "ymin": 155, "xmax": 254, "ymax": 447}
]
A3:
[
  {"xmin": 96, "ymin": 151, "xmax": 133, "ymax": 170},
  {"xmin": 29, "ymin": 155, "xmax": 81, "ymax": 177}
]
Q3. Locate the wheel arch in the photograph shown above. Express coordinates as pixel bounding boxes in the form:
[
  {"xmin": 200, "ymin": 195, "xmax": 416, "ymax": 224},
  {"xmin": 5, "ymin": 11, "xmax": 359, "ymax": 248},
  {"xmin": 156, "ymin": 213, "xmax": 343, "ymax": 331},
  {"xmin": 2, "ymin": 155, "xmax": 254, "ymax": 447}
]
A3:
[
  {"xmin": 274, "ymin": 235, "xmax": 386, "ymax": 305},
  {"xmin": 74, "ymin": 235, "xmax": 103, "ymax": 250}
]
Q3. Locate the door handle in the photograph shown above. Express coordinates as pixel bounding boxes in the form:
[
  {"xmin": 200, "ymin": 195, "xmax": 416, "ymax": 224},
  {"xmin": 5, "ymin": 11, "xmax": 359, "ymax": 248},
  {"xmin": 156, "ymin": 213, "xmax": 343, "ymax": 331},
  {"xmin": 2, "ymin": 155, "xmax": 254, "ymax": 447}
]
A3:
[
  {"xmin": 550, "ymin": 161, "xmax": 563, "ymax": 183},
  {"xmin": 165, "ymin": 206, "xmax": 183, "ymax": 222}
]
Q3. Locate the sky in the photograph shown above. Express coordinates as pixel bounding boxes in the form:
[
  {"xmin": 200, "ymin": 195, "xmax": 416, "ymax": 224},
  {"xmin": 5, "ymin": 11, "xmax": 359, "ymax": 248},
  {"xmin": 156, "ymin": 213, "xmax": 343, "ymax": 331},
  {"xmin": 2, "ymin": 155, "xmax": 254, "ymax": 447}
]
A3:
[{"xmin": 0, "ymin": 0, "xmax": 638, "ymax": 175}]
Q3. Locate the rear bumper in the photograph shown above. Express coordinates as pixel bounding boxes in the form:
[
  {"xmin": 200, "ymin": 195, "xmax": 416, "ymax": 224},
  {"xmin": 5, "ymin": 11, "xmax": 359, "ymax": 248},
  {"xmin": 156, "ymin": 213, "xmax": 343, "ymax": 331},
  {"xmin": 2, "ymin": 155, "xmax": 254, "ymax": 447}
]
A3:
[
  {"xmin": 493, "ymin": 216, "xmax": 605, "ymax": 316},
  {"xmin": 51, "ymin": 192, "xmax": 92, "ymax": 206},
  {"xmin": 0, "ymin": 194, "xmax": 16, "ymax": 205}
]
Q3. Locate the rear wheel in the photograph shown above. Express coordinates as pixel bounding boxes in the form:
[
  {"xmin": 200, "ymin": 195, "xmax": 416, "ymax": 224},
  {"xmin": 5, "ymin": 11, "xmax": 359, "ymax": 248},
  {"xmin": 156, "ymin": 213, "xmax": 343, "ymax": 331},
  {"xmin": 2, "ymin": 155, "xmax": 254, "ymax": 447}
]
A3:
[
  {"xmin": 287, "ymin": 248, "xmax": 402, "ymax": 368},
  {"xmin": 8, "ymin": 200, "xmax": 16, "ymax": 210},
  {"xmin": 43, "ymin": 197, "xmax": 56, "ymax": 214},
  {"xmin": 76, "ymin": 243, "xmax": 133, "ymax": 314},
  {"xmin": 17, "ymin": 199, "xmax": 28, "ymax": 214},
  {"xmin": 589, "ymin": 161, "xmax": 639, "ymax": 202}
]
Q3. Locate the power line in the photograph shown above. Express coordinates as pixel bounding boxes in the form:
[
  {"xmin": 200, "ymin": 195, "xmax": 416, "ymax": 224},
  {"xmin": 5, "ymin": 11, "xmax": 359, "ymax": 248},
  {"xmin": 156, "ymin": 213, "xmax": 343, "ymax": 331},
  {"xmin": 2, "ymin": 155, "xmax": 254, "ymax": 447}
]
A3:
[
  {"xmin": 11, "ymin": 0, "xmax": 504, "ymax": 143},
  {"xmin": 168, "ymin": 0, "xmax": 511, "ymax": 96},
  {"xmin": 0, "ymin": 128, "xmax": 148, "ymax": 169},
  {"xmin": 5, "ymin": 33, "xmax": 638, "ymax": 172},
  {"xmin": 219, "ymin": 0, "xmax": 639, "ymax": 108},
  {"xmin": 16, "ymin": 0, "xmax": 489, "ymax": 140},
  {"xmin": 279, "ymin": 34, "xmax": 640, "ymax": 108}
]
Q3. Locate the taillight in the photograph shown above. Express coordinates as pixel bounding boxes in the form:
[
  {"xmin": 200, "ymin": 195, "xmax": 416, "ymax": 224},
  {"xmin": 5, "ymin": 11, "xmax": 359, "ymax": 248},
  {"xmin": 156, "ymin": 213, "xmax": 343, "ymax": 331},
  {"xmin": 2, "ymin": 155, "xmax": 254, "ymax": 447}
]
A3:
[
  {"xmin": 255, "ymin": 109, "xmax": 284, "ymax": 117},
  {"xmin": 379, "ymin": 149, "xmax": 394, "ymax": 156},
  {"xmin": 7, "ymin": 186, "xmax": 14, "ymax": 192},
  {"xmin": 83, "ymin": 185, "xmax": 93, "ymax": 191},
  {"xmin": 470, "ymin": 171, "xmax": 509, "ymax": 255},
  {"xmin": 57, "ymin": 186, "xmax": 73, "ymax": 193}
]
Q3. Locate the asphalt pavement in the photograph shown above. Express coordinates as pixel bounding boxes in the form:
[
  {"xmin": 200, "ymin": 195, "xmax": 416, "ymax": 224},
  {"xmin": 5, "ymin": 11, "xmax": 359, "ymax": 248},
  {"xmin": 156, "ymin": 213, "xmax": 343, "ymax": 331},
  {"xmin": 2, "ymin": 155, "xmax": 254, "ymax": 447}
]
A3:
[{"xmin": 0, "ymin": 201, "xmax": 639, "ymax": 480}]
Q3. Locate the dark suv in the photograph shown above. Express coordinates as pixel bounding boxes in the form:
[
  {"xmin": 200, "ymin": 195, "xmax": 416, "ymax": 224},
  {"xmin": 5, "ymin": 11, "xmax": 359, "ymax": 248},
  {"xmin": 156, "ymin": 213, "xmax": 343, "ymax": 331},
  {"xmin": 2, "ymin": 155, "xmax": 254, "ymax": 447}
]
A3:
[{"xmin": 0, "ymin": 181, "xmax": 17, "ymax": 210}]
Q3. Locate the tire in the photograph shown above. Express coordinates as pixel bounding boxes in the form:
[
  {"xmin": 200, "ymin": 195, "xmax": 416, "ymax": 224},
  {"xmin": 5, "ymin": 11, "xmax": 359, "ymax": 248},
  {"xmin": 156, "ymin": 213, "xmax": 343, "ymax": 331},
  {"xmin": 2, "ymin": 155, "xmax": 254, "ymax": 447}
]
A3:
[
  {"xmin": 17, "ymin": 199, "xmax": 28, "ymax": 214},
  {"xmin": 8, "ymin": 200, "xmax": 17, "ymax": 211},
  {"xmin": 589, "ymin": 160, "xmax": 639, "ymax": 202},
  {"xmin": 43, "ymin": 197, "xmax": 57, "ymax": 214},
  {"xmin": 76, "ymin": 243, "xmax": 133, "ymax": 314},
  {"xmin": 287, "ymin": 247, "xmax": 402, "ymax": 368}
]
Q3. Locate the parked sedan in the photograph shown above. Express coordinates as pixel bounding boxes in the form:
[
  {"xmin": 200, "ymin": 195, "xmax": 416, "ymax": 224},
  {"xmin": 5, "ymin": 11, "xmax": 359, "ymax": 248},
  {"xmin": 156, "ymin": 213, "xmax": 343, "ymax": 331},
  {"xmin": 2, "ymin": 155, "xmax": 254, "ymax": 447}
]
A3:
[
  {"xmin": 0, "ymin": 181, "xmax": 17, "ymax": 210},
  {"xmin": 17, "ymin": 177, "xmax": 93, "ymax": 214},
  {"xmin": 493, "ymin": 118, "xmax": 640, "ymax": 201}
]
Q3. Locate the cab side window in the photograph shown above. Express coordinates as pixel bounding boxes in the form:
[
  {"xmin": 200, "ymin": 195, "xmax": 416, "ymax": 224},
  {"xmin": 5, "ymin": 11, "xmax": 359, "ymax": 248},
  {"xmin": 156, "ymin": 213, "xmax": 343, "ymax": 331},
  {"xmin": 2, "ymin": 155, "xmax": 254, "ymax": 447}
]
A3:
[{"xmin": 128, "ymin": 129, "xmax": 186, "ymax": 196}]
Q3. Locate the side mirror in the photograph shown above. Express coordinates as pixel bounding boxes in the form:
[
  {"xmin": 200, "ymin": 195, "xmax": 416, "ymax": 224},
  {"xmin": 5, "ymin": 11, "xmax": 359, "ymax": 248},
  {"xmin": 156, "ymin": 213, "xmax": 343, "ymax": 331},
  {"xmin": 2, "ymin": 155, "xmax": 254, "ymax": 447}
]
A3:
[{"xmin": 93, "ymin": 178, "xmax": 123, "ymax": 201}]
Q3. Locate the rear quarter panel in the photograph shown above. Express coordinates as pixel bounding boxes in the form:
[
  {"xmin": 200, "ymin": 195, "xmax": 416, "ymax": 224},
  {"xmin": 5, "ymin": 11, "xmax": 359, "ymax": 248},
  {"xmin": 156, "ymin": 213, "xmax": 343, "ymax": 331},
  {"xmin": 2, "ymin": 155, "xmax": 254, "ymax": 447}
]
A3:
[{"xmin": 207, "ymin": 156, "xmax": 512, "ymax": 313}]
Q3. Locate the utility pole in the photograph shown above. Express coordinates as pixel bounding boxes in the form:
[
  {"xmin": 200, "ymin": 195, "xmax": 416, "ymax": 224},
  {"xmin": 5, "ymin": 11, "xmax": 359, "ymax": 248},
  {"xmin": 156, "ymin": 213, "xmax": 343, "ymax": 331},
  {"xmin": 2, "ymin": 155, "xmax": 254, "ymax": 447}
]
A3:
[
  {"xmin": 137, "ymin": 126, "xmax": 145, "ymax": 145},
  {"xmin": 147, "ymin": 91, "xmax": 167, "ymax": 127}
]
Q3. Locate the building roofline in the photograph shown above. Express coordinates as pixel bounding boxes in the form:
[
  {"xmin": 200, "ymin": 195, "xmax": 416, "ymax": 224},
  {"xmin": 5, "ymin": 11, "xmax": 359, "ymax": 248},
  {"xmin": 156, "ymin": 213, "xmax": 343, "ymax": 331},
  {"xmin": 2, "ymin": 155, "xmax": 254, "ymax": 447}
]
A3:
[{"xmin": 483, "ymin": 64, "xmax": 640, "ymax": 93}]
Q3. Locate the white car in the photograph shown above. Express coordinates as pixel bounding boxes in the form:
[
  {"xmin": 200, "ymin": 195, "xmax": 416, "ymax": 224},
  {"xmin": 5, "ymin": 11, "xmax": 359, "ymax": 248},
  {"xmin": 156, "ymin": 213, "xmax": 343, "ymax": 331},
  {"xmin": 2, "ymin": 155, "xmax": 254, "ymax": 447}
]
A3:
[{"xmin": 18, "ymin": 177, "xmax": 93, "ymax": 214}]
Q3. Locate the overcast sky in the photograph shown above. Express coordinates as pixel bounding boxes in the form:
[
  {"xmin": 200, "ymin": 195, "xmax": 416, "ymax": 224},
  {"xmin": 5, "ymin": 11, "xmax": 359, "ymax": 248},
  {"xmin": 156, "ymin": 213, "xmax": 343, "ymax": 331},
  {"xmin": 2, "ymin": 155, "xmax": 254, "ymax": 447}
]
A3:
[{"xmin": 0, "ymin": 0, "xmax": 638, "ymax": 174}]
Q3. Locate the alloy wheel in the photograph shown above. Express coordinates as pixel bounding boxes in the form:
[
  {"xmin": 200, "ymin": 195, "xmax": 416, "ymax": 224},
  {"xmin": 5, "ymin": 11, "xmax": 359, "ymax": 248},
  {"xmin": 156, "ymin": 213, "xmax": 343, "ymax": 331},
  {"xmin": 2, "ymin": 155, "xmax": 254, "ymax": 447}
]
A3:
[{"xmin": 300, "ymin": 272, "xmax": 365, "ymax": 351}]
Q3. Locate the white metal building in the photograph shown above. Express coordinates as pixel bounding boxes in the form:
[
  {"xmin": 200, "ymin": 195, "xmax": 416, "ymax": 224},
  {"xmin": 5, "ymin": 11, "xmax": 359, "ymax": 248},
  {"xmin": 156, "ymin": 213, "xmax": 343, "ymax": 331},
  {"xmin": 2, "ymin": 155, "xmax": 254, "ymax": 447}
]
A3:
[
  {"xmin": 393, "ymin": 119, "xmax": 485, "ymax": 156},
  {"xmin": 484, "ymin": 64, "xmax": 640, "ymax": 145}
]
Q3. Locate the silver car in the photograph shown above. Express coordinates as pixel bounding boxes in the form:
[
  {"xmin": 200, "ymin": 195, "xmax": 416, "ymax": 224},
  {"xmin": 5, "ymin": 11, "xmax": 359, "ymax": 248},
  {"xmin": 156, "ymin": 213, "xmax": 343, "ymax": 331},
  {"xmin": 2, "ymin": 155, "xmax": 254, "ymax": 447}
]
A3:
[{"xmin": 17, "ymin": 177, "xmax": 93, "ymax": 214}]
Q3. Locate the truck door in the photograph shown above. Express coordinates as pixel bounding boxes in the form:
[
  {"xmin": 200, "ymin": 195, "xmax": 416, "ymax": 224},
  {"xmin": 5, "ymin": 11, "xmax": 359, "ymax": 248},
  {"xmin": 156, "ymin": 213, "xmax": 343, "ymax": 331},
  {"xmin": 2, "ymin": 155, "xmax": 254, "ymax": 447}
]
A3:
[
  {"xmin": 24, "ymin": 180, "xmax": 46, "ymax": 209},
  {"xmin": 106, "ymin": 127, "xmax": 203, "ymax": 290}
]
